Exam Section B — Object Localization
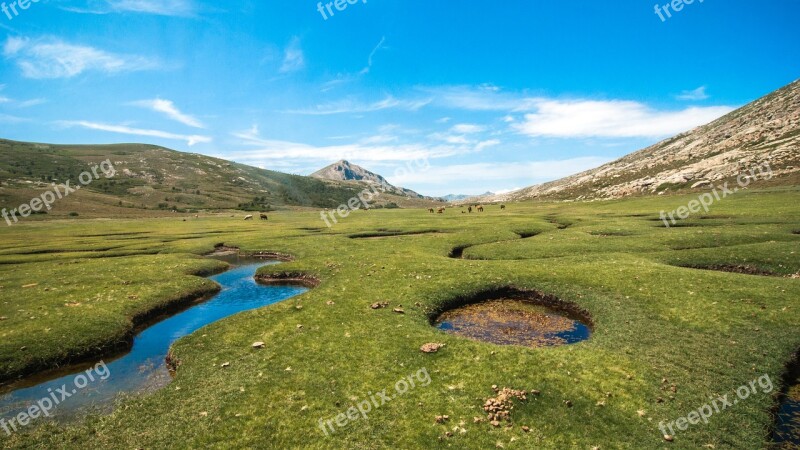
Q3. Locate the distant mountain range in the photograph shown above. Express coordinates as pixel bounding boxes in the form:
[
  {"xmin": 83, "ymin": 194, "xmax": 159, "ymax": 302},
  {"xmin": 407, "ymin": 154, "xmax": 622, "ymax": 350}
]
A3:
[
  {"xmin": 483, "ymin": 78, "xmax": 800, "ymax": 202},
  {"xmin": 0, "ymin": 140, "xmax": 440, "ymax": 218},
  {"xmin": 441, "ymin": 192, "xmax": 494, "ymax": 202}
]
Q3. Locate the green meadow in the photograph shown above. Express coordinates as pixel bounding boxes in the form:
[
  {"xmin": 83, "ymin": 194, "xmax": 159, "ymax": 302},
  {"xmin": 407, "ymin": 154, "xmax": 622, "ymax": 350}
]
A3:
[{"xmin": 0, "ymin": 188, "xmax": 798, "ymax": 449}]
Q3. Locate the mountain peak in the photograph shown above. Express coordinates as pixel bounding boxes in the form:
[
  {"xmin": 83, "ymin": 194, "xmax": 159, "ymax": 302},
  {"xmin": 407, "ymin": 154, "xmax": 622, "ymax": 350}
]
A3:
[
  {"xmin": 311, "ymin": 160, "xmax": 437, "ymax": 201},
  {"xmin": 311, "ymin": 160, "xmax": 388, "ymax": 185}
]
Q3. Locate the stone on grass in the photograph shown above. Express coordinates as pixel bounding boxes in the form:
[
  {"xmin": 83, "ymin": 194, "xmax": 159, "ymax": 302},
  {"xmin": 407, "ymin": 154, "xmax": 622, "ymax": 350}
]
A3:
[{"xmin": 420, "ymin": 343, "xmax": 445, "ymax": 353}]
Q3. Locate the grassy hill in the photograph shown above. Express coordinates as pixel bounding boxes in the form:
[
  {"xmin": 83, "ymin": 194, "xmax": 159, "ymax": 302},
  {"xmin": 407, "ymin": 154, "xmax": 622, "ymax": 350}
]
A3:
[{"xmin": 0, "ymin": 139, "xmax": 436, "ymax": 219}]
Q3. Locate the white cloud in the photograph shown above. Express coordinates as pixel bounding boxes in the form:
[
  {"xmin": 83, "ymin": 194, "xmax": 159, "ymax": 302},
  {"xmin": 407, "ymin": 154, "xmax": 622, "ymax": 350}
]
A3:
[
  {"xmin": 677, "ymin": 86, "xmax": 710, "ymax": 101},
  {"xmin": 228, "ymin": 126, "xmax": 480, "ymax": 166},
  {"xmin": 16, "ymin": 98, "xmax": 46, "ymax": 108},
  {"xmin": 514, "ymin": 99, "xmax": 733, "ymax": 138},
  {"xmin": 280, "ymin": 37, "xmax": 305, "ymax": 74},
  {"xmin": 62, "ymin": 120, "xmax": 211, "ymax": 146},
  {"xmin": 391, "ymin": 157, "xmax": 611, "ymax": 186},
  {"xmin": 285, "ymin": 95, "xmax": 431, "ymax": 115},
  {"xmin": 64, "ymin": 0, "xmax": 197, "ymax": 16},
  {"xmin": 451, "ymin": 123, "xmax": 486, "ymax": 134},
  {"xmin": 0, "ymin": 114, "xmax": 29, "ymax": 123},
  {"xmin": 131, "ymin": 98, "xmax": 204, "ymax": 128},
  {"xmin": 423, "ymin": 85, "xmax": 538, "ymax": 111},
  {"xmin": 3, "ymin": 37, "xmax": 159, "ymax": 79}
]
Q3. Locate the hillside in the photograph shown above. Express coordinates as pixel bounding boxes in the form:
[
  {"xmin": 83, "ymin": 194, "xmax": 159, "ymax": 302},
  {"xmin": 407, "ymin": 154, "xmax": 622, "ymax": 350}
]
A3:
[
  {"xmin": 312, "ymin": 160, "xmax": 437, "ymax": 200},
  {"xmin": 488, "ymin": 79, "xmax": 800, "ymax": 202},
  {"xmin": 0, "ymin": 140, "xmax": 437, "ymax": 219}
]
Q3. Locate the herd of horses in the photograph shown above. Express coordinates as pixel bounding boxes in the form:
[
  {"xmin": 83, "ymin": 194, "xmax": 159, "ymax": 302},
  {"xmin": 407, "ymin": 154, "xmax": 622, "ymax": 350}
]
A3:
[
  {"xmin": 240, "ymin": 204, "xmax": 507, "ymax": 221},
  {"xmin": 429, "ymin": 204, "xmax": 506, "ymax": 214}
]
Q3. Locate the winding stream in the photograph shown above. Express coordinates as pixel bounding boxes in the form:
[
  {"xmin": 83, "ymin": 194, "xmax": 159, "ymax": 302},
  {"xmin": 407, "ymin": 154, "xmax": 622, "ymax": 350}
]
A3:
[{"xmin": 0, "ymin": 256, "xmax": 307, "ymax": 421}]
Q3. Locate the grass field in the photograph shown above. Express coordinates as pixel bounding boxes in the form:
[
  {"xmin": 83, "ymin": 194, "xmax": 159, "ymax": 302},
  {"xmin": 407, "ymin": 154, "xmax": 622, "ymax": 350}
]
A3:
[{"xmin": 0, "ymin": 188, "xmax": 798, "ymax": 449}]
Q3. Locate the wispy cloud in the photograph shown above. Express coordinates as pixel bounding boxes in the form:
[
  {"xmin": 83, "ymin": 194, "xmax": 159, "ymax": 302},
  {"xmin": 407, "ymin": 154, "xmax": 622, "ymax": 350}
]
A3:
[
  {"xmin": 16, "ymin": 98, "xmax": 46, "ymax": 108},
  {"xmin": 676, "ymin": 86, "xmax": 710, "ymax": 101},
  {"xmin": 280, "ymin": 37, "xmax": 305, "ymax": 74},
  {"xmin": 3, "ymin": 36, "xmax": 159, "ymax": 79},
  {"xmin": 64, "ymin": 0, "xmax": 198, "ymax": 17},
  {"xmin": 285, "ymin": 95, "xmax": 431, "ymax": 115},
  {"xmin": 513, "ymin": 99, "xmax": 733, "ymax": 138},
  {"xmin": 359, "ymin": 36, "xmax": 386, "ymax": 75},
  {"xmin": 451, "ymin": 124, "xmax": 486, "ymax": 134},
  {"xmin": 61, "ymin": 120, "xmax": 211, "ymax": 146},
  {"xmin": 0, "ymin": 114, "xmax": 29, "ymax": 123},
  {"xmin": 423, "ymin": 85, "xmax": 537, "ymax": 111},
  {"xmin": 130, "ymin": 98, "xmax": 204, "ymax": 128},
  {"xmin": 391, "ymin": 157, "xmax": 611, "ymax": 186},
  {"xmin": 228, "ymin": 126, "xmax": 476, "ymax": 165}
]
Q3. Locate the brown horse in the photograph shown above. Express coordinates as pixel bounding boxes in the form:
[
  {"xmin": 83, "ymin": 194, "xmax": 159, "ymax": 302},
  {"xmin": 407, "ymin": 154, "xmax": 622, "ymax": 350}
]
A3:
[
  {"xmin": 468, "ymin": 206, "xmax": 473, "ymax": 213},
  {"xmin": 260, "ymin": 214, "xmax": 269, "ymax": 220},
  {"xmin": 428, "ymin": 208, "xmax": 435, "ymax": 213},
  {"xmin": 500, "ymin": 205, "xmax": 506, "ymax": 210},
  {"xmin": 477, "ymin": 205, "xmax": 484, "ymax": 212},
  {"xmin": 437, "ymin": 207, "xmax": 445, "ymax": 214}
]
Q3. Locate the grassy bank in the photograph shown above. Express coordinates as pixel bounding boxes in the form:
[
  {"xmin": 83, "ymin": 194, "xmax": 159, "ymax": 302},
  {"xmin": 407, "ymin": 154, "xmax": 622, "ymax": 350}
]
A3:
[{"xmin": 0, "ymin": 188, "xmax": 798, "ymax": 449}]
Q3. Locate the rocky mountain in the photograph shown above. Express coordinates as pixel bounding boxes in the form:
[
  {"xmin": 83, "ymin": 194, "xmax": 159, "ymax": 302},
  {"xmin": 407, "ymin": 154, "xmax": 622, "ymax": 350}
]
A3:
[
  {"xmin": 487, "ymin": 79, "xmax": 800, "ymax": 202},
  {"xmin": 311, "ymin": 160, "xmax": 436, "ymax": 200},
  {"xmin": 0, "ymin": 140, "xmax": 438, "ymax": 218}
]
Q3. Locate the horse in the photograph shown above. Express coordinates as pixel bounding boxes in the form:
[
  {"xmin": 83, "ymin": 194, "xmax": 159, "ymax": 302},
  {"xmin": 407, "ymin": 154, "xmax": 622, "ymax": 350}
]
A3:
[
  {"xmin": 260, "ymin": 214, "xmax": 268, "ymax": 220},
  {"xmin": 437, "ymin": 207, "xmax": 445, "ymax": 214},
  {"xmin": 477, "ymin": 205, "xmax": 484, "ymax": 212},
  {"xmin": 500, "ymin": 205, "xmax": 506, "ymax": 210},
  {"xmin": 468, "ymin": 206, "xmax": 473, "ymax": 213},
  {"xmin": 429, "ymin": 208, "xmax": 435, "ymax": 213},
  {"xmin": 244, "ymin": 215, "xmax": 254, "ymax": 220}
]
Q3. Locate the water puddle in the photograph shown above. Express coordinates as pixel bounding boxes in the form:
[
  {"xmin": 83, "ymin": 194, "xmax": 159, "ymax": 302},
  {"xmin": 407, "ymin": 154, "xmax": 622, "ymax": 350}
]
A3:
[
  {"xmin": 0, "ymin": 256, "xmax": 307, "ymax": 421},
  {"xmin": 774, "ymin": 359, "xmax": 800, "ymax": 447},
  {"xmin": 434, "ymin": 299, "xmax": 591, "ymax": 348}
]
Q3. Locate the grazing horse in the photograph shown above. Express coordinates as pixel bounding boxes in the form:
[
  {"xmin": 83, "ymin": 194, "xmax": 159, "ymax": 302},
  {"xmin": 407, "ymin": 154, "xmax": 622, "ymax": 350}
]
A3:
[
  {"xmin": 437, "ymin": 207, "xmax": 445, "ymax": 214},
  {"xmin": 260, "ymin": 214, "xmax": 268, "ymax": 220},
  {"xmin": 244, "ymin": 215, "xmax": 254, "ymax": 220},
  {"xmin": 500, "ymin": 205, "xmax": 506, "ymax": 210},
  {"xmin": 468, "ymin": 206, "xmax": 473, "ymax": 213},
  {"xmin": 429, "ymin": 208, "xmax": 435, "ymax": 213},
  {"xmin": 477, "ymin": 205, "xmax": 484, "ymax": 212}
]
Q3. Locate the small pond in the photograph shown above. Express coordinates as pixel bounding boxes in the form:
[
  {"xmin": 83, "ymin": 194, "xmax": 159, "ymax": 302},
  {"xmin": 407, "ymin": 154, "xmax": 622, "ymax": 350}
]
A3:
[{"xmin": 434, "ymin": 299, "xmax": 591, "ymax": 348}]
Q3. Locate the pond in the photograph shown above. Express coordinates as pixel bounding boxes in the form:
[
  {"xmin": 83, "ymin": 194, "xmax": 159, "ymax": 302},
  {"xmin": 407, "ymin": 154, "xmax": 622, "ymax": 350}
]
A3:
[
  {"xmin": 0, "ymin": 256, "xmax": 308, "ymax": 421},
  {"xmin": 434, "ymin": 299, "xmax": 591, "ymax": 348}
]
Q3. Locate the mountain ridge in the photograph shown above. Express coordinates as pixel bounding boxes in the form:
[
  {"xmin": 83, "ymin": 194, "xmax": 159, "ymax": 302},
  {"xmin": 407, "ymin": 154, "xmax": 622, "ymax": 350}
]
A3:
[
  {"xmin": 485, "ymin": 79, "xmax": 800, "ymax": 202},
  {"xmin": 0, "ymin": 140, "xmax": 440, "ymax": 218}
]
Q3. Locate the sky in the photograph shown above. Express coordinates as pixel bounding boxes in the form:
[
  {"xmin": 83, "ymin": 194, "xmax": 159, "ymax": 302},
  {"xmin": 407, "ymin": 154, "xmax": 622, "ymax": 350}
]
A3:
[{"xmin": 0, "ymin": 0, "xmax": 798, "ymax": 197}]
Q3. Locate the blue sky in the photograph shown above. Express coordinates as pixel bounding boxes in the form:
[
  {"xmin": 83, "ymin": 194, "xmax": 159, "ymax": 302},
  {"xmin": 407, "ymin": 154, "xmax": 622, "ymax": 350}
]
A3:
[{"xmin": 1, "ymin": 0, "xmax": 798, "ymax": 196}]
